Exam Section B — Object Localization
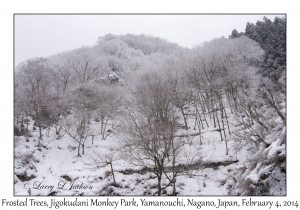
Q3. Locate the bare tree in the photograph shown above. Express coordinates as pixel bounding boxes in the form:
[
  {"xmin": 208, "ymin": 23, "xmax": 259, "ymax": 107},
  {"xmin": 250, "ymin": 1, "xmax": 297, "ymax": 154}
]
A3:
[
  {"xmin": 84, "ymin": 150, "xmax": 118, "ymax": 185},
  {"xmin": 119, "ymin": 108, "xmax": 178, "ymax": 195},
  {"xmin": 118, "ymin": 71, "xmax": 189, "ymax": 196},
  {"xmin": 257, "ymin": 76, "xmax": 286, "ymax": 125},
  {"xmin": 166, "ymin": 70, "xmax": 193, "ymax": 131},
  {"xmin": 233, "ymin": 70, "xmax": 286, "ymax": 148},
  {"xmin": 50, "ymin": 52, "xmax": 73, "ymax": 94},
  {"xmin": 14, "ymin": 76, "xmax": 31, "ymax": 138},
  {"xmin": 70, "ymin": 46, "xmax": 105, "ymax": 84},
  {"xmin": 184, "ymin": 36, "xmax": 264, "ymax": 154},
  {"xmin": 53, "ymin": 119, "xmax": 66, "ymax": 140},
  {"xmin": 93, "ymin": 85, "xmax": 121, "ymax": 140},
  {"xmin": 64, "ymin": 111, "xmax": 93, "ymax": 156},
  {"xmin": 15, "ymin": 57, "xmax": 53, "ymax": 144}
]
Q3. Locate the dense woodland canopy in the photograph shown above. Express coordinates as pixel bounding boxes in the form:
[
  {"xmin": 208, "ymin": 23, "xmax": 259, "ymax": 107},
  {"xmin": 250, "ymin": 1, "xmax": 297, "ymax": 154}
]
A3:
[
  {"xmin": 230, "ymin": 16, "xmax": 286, "ymax": 78},
  {"xmin": 14, "ymin": 16, "xmax": 286, "ymax": 196}
]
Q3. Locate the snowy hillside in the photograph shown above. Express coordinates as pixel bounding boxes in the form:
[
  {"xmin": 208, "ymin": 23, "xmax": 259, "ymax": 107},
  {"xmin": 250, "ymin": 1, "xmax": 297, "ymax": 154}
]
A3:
[
  {"xmin": 14, "ymin": 33, "xmax": 286, "ymax": 196},
  {"xmin": 14, "ymin": 109, "xmax": 244, "ymax": 196}
]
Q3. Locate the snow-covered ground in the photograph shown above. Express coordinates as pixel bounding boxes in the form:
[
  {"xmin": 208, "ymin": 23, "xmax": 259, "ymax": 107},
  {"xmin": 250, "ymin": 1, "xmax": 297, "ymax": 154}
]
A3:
[{"xmin": 14, "ymin": 110, "xmax": 254, "ymax": 196}]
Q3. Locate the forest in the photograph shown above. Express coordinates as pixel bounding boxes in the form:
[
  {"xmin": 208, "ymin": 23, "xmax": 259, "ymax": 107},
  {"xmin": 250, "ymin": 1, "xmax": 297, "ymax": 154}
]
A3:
[{"xmin": 14, "ymin": 16, "xmax": 286, "ymax": 196}]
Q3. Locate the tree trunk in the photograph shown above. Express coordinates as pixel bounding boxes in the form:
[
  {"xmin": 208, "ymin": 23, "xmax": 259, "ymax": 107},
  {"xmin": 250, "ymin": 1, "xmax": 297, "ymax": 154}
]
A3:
[
  {"xmin": 157, "ymin": 176, "xmax": 162, "ymax": 196},
  {"xmin": 223, "ymin": 108, "xmax": 231, "ymax": 134},
  {"xmin": 21, "ymin": 112, "xmax": 24, "ymax": 128},
  {"xmin": 82, "ymin": 144, "xmax": 84, "ymax": 155},
  {"xmin": 37, "ymin": 117, "xmax": 42, "ymax": 143},
  {"xmin": 194, "ymin": 113, "xmax": 197, "ymax": 130},
  {"xmin": 180, "ymin": 107, "xmax": 188, "ymax": 130},
  {"xmin": 196, "ymin": 113, "xmax": 202, "ymax": 145},
  {"xmin": 198, "ymin": 110, "xmax": 204, "ymax": 130},
  {"xmin": 110, "ymin": 163, "xmax": 116, "ymax": 185},
  {"xmin": 204, "ymin": 90, "xmax": 212, "ymax": 119},
  {"xmin": 155, "ymin": 157, "xmax": 163, "ymax": 196},
  {"xmin": 26, "ymin": 114, "xmax": 29, "ymax": 141},
  {"xmin": 198, "ymin": 92, "xmax": 209, "ymax": 128},
  {"xmin": 171, "ymin": 138, "xmax": 177, "ymax": 195},
  {"xmin": 195, "ymin": 101, "xmax": 204, "ymax": 130},
  {"xmin": 193, "ymin": 95, "xmax": 199, "ymax": 130},
  {"xmin": 26, "ymin": 114, "xmax": 29, "ymax": 131},
  {"xmin": 215, "ymin": 110, "xmax": 223, "ymax": 142},
  {"xmin": 221, "ymin": 117, "xmax": 228, "ymax": 155},
  {"xmin": 263, "ymin": 91, "xmax": 286, "ymax": 125},
  {"xmin": 210, "ymin": 89, "xmax": 217, "ymax": 128},
  {"xmin": 77, "ymin": 142, "xmax": 80, "ymax": 156},
  {"xmin": 38, "ymin": 125, "xmax": 42, "ymax": 139},
  {"xmin": 199, "ymin": 94, "xmax": 209, "ymax": 129},
  {"xmin": 100, "ymin": 117, "xmax": 104, "ymax": 135},
  {"xmin": 172, "ymin": 178, "xmax": 176, "ymax": 196},
  {"xmin": 199, "ymin": 92, "xmax": 206, "ymax": 114},
  {"xmin": 102, "ymin": 118, "xmax": 110, "ymax": 140},
  {"xmin": 63, "ymin": 81, "xmax": 68, "ymax": 94},
  {"xmin": 212, "ymin": 104, "xmax": 216, "ymax": 128},
  {"xmin": 37, "ymin": 123, "xmax": 42, "ymax": 147}
]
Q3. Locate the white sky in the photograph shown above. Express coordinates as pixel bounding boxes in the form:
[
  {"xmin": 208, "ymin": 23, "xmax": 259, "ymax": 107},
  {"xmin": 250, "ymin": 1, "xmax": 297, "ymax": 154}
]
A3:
[{"xmin": 15, "ymin": 14, "xmax": 281, "ymax": 66}]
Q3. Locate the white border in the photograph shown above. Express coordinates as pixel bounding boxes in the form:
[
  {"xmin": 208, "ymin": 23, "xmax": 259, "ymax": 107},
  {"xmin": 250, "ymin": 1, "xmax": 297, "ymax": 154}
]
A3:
[{"xmin": 1, "ymin": 0, "xmax": 299, "ymax": 209}]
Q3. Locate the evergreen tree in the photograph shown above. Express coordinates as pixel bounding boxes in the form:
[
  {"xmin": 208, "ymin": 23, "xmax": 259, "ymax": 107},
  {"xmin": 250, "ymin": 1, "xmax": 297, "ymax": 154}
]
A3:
[
  {"xmin": 229, "ymin": 29, "xmax": 244, "ymax": 39},
  {"xmin": 244, "ymin": 16, "xmax": 286, "ymax": 78}
]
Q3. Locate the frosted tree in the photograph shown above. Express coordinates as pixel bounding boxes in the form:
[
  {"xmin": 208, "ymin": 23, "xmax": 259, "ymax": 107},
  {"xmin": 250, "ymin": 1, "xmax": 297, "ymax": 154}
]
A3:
[
  {"xmin": 186, "ymin": 36, "xmax": 264, "ymax": 153},
  {"xmin": 49, "ymin": 52, "xmax": 73, "ymax": 95},
  {"xmin": 245, "ymin": 16, "xmax": 286, "ymax": 78},
  {"xmin": 64, "ymin": 111, "xmax": 93, "ymax": 156},
  {"xmin": 69, "ymin": 46, "xmax": 106, "ymax": 84},
  {"xmin": 230, "ymin": 71, "xmax": 286, "ymax": 195},
  {"xmin": 94, "ymin": 88, "xmax": 120, "ymax": 141},
  {"xmin": 15, "ymin": 57, "xmax": 53, "ymax": 144},
  {"xmin": 118, "ymin": 71, "xmax": 192, "ymax": 196},
  {"xmin": 84, "ymin": 150, "xmax": 118, "ymax": 186},
  {"xmin": 70, "ymin": 82, "xmax": 121, "ymax": 141}
]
